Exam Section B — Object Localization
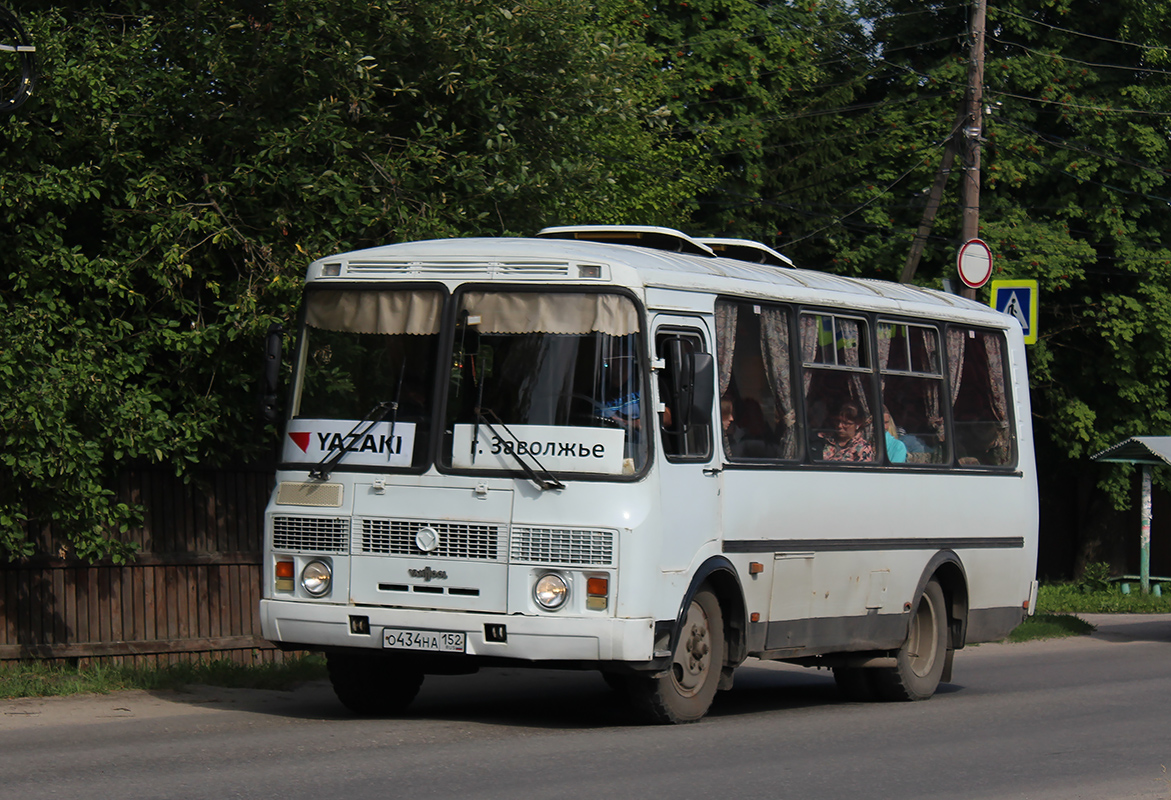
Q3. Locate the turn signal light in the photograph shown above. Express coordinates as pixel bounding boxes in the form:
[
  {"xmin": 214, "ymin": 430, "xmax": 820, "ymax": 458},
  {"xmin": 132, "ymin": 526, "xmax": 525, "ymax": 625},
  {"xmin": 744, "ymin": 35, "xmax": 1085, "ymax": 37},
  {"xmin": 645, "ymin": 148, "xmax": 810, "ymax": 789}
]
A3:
[
  {"xmin": 586, "ymin": 576, "xmax": 609, "ymax": 611},
  {"xmin": 275, "ymin": 560, "xmax": 295, "ymax": 592}
]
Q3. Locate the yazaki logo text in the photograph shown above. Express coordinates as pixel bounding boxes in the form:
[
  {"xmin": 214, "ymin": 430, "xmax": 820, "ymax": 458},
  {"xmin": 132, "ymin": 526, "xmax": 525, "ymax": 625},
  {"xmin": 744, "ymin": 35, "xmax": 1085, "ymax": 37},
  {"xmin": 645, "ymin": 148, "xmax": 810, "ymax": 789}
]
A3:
[{"xmin": 283, "ymin": 419, "xmax": 416, "ymax": 468}]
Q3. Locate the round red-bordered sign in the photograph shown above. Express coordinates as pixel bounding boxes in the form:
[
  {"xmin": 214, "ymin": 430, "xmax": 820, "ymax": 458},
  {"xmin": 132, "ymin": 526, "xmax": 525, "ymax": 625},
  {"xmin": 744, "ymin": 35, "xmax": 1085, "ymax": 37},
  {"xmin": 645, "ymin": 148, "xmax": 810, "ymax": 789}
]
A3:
[{"xmin": 957, "ymin": 238, "xmax": 993, "ymax": 289}]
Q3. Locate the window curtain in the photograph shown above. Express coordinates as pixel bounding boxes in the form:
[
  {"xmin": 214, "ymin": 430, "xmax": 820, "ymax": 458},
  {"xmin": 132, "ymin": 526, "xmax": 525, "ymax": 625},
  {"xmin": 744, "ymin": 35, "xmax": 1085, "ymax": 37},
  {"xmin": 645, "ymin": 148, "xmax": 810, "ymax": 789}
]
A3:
[
  {"xmin": 307, "ymin": 289, "xmax": 442, "ymax": 335},
  {"xmin": 983, "ymin": 333, "xmax": 1008, "ymax": 422},
  {"xmin": 838, "ymin": 318, "xmax": 871, "ymax": 424},
  {"xmin": 946, "ymin": 328, "xmax": 967, "ymax": 406},
  {"xmin": 759, "ymin": 307, "xmax": 797, "ymax": 458},
  {"xmin": 799, "ymin": 314, "xmax": 819, "ymax": 396},
  {"xmin": 919, "ymin": 327, "xmax": 945, "ymax": 443},
  {"xmin": 715, "ymin": 301, "xmax": 738, "ymax": 398}
]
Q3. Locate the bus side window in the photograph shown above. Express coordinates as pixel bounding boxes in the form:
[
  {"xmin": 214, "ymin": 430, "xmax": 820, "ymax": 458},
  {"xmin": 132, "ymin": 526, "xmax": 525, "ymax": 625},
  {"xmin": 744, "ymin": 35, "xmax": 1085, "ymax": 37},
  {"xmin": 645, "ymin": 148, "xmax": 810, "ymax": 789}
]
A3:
[
  {"xmin": 715, "ymin": 300, "xmax": 800, "ymax": 461},
  {"xmin": 948, "ymin": 328, "xmax": 1015, "ymax": 467},
  {"xmin": 878, "ymin": 321, "xmax": 947, "ymax": 465},
  {"xmin": 800, "ymin": 313, "xmax": 877, "ymax": 463},
  {"xmin": 656, "ymin": 330, "xmax": 712, "ymax": 461}
]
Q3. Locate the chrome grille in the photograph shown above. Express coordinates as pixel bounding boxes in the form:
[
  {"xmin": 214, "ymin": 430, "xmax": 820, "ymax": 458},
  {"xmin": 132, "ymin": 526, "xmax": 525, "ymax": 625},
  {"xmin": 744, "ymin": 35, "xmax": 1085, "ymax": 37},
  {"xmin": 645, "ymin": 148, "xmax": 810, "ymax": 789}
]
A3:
[
  {"xmin": 510, "ymin": 526, "xmax": 616, "ymax": 567},
  {"xmin": 356, "ymin": 518, "xmax": 501, "ymax": 560},
  {"xmin": 272, "ymin": 516, "xmax": 349, "ymax": 553}
]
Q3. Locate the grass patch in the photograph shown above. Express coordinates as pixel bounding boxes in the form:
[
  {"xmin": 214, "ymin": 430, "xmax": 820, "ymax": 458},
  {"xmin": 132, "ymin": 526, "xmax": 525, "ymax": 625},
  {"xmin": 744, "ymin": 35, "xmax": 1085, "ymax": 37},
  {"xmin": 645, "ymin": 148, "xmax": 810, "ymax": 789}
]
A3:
[
  {"xmin": 0, "ymin": 654, "xmax": 326, "ymax": 700},
  {"xmin": 1007, "ymin": 612, "xmax": 1095, "ymax": 642},
  {"xmin": 1036, "ymin": 582, "xmax": 1171, "ymax": 614}
]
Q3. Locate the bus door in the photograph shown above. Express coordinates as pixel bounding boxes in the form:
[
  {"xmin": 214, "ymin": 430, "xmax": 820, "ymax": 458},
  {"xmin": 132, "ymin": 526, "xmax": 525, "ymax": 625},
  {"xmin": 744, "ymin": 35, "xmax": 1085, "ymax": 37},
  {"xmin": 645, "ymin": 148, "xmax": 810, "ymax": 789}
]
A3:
[{"xmin": 652, "ymin": 318, "xmax": 719, "ymax": 572}]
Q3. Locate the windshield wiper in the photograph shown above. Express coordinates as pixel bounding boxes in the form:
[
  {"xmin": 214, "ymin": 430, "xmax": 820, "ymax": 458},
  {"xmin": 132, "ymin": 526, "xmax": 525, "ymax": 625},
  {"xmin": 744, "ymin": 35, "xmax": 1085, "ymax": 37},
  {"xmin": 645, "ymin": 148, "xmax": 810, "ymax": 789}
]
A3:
[
  {"xmin": 475, "ymin": 408, "xmax": 565, "ymax": 492},
  {"xmin": 309, "ymin": 400, "xmax": 394, "ymax": 481},
  {"xmin": 310, "ymin": 360, "xmax": 408, "ymax": 481}
]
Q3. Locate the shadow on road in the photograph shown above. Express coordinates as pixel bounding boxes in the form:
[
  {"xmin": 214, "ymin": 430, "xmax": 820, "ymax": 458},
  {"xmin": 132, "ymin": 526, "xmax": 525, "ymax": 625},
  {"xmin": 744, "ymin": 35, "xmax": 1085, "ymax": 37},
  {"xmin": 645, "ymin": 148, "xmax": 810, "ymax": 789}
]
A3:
[
  {"xmin": 144, "ymin": 661, "xmax": 864, "ymax": 729},
  {"xmin": 1081, "ymin": 613, "xmax": 1171, "ymax": 644}
]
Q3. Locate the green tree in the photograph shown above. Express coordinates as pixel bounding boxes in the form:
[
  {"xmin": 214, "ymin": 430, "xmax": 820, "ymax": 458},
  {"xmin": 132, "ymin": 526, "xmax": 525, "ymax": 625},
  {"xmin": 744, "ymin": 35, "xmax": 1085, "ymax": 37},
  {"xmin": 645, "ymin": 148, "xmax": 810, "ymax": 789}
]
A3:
[
  {"xmin": 0, "ymin": 0, "xmax": 720, "ymax": 562},
  {"xmin": 633, "ymin": 0, "xmax": 868, "ymax": 262},
  {"xmin": 853, "ymin": 0, "xmax": 1171, "ymax": 574}
]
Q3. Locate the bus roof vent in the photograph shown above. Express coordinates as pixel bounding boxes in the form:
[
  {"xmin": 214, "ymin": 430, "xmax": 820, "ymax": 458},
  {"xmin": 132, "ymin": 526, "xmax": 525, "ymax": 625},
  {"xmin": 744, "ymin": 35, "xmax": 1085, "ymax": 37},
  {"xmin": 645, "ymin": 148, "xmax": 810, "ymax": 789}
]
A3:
[
  {"xmin": 536, "ymin": 225, "xmax": 716, "ymax": 257},
  {"xmin": 694, "ymin": 238, "xmax": 795, "ymax": 268}
]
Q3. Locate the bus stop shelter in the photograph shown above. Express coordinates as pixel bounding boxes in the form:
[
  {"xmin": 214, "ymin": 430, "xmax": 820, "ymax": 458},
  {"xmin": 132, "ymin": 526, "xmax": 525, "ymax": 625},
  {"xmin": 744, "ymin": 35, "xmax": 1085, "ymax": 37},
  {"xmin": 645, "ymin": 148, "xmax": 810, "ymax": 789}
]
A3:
[{"xmin": 1091, "ymin": 436, "xmax": 1171, "ymax": 594}]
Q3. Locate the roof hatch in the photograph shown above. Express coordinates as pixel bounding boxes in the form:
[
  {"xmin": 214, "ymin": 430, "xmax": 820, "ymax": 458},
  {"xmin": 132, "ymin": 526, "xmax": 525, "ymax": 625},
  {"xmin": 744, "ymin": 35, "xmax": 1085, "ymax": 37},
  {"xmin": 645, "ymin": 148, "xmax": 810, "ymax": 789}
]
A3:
[
  {"xmin": 536, "ymin": 225, "xmax": 716, "ymax": 257},
  {"xmin": 695, "ymin": 237, "xmax": 794, "ymax": 268}
]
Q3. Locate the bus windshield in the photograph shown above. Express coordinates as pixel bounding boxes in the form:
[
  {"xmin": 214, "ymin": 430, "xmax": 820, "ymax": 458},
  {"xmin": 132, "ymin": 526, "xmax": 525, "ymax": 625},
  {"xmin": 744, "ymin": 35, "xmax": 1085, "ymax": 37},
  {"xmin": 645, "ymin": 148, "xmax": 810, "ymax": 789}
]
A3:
[
  {"xmin": 287, "ymin": 288, "xmax": 443, "ymax": 471},
  {"xmin": 442, "ymin": 290, "xmax": 647, "ymax": 476}
]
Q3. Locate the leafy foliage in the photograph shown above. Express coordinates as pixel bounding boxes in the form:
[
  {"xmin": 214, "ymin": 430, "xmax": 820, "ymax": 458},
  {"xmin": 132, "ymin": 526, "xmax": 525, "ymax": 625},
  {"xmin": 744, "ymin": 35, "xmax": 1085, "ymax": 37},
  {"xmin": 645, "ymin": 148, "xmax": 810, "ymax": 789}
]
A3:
[
  {"xmin": 0, "ymin": 0, "xmax": 718, "ymax": 561},
  {"xmin": 840, "ymin": 0, "xmax": 1171, "ymax": 572},
  {"xmin": 6, "ymin": 0, "xmax": 1171, "ymax": 576},
  {"xmin": 1036, "ymin": 582, "xmax": 1171, "ymax": 614},
  {"xmin": 634, "ymin": 0, "xmax": 869, "ymax": 261}
]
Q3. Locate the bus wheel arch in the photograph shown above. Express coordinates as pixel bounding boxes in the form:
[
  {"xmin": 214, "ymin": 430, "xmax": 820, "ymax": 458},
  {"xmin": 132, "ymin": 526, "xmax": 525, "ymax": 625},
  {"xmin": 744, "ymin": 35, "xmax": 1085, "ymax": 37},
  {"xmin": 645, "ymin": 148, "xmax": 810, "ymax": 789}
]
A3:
[
  {"xmin": 871, "ymin": 553, "xmax": 969, "ymax": 701},
  {"xmin": 629, "ymin": 586, "xmax": 725, "ymax": 723},
  {"xmin": 629, "ymin": 558, "xmax": 745, "ymax": 723},
  {"xmin": 926, "ymin": 553, "xmax": 970, "ymax": 653},
  {"xmin": 872, "ymin": 577, "xmax": 948, "ymax": 701},
  {"xmin": 680, "ymin": 556, "xmax": 747, "ymax": 668}
]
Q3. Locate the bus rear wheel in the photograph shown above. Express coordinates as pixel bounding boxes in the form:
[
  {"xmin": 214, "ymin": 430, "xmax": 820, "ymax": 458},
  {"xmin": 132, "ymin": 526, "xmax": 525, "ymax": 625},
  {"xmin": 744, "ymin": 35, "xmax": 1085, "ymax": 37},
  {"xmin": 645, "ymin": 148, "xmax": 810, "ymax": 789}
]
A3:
[
  {"xmin": 873, "ymin": 579, "xmax": 948, "ymax": 701},
  {"xmin": 627, "ymin": 588, "xmax": 725, "ymax": 724},
  {"xmin": 326, "ymin": 651, "xmax": 424, "ymax": 716}
]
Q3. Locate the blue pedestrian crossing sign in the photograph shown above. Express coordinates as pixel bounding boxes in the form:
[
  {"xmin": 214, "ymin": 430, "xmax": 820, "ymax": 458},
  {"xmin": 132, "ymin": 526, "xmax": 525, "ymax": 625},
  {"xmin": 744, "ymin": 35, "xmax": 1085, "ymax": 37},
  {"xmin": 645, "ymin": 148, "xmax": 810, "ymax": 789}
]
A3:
[{"xmin": 989, "ymin": 280, "xmax": 1038, "ymax": 345}]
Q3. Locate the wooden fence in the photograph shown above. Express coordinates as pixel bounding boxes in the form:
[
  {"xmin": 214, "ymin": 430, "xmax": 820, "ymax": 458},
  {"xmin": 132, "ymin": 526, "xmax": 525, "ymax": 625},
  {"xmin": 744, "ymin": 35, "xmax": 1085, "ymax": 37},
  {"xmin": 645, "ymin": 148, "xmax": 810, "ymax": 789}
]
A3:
[{"xmin": 0, "ymin": 466, "xmax": 292, "ymax": 667}]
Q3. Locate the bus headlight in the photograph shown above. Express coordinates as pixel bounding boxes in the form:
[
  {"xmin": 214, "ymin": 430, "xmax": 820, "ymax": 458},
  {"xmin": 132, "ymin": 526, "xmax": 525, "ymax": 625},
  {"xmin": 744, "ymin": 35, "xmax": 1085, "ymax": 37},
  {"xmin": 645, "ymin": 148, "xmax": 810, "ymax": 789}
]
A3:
[
  {"xmin": 301, "ymin": 560, "xmax": 332, "ymax": 597},
  {"xmin": 534, "ymin": 573, "xmax": 569, "ymax": 610}
]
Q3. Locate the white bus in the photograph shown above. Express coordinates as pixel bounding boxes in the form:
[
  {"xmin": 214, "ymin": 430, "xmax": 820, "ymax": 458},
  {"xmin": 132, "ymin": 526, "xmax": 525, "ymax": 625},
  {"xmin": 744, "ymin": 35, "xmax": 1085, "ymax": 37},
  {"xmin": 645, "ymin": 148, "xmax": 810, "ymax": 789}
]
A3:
[{"xmin": 260, "ymin": 225, "xmax": 1038, "ymax": 723}]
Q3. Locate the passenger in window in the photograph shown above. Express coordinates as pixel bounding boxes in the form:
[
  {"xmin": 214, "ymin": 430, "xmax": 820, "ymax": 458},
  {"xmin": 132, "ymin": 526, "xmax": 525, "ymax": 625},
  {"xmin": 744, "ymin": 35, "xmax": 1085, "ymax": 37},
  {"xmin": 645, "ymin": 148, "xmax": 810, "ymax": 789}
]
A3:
[
  {"xmin": 721, "ymin": 398, "xmax": 742, "ymax": 453},
  {"xmin": 817, "ymin": 401, "xmax": 875, "ymax": 462},
  {"xmin": 597, "ymin": 355, "xmax": 641, "ymax": 430},
  {"xmin": 959, "ymin": 421, "xmax": 1009, "ymax": 466},
  {"xmin": 721, "ymin": 397, "xmax": 736, "ymax": 435},
  {"xmin": 883, "ymin": 407, "xmax": 908, "ymax": 464}
]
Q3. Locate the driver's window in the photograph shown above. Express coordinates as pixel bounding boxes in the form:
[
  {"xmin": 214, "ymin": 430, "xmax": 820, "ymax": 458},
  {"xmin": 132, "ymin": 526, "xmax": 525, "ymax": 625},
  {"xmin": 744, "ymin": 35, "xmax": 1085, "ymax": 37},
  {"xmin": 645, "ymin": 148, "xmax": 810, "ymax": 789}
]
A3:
[{"xmin": 656, "ymin": 330, "xmax": 712, "ymax": 461}]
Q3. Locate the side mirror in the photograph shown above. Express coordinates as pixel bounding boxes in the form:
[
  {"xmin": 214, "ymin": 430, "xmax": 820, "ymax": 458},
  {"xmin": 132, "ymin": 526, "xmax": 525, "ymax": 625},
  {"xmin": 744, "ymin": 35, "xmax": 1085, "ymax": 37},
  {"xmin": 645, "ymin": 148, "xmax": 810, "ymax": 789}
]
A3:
[
  {"xmin": 664, "ymin": 337, "xmax": 714, "ymax": 432},
  {"xmin": 687, "ymin": 352, "xmax": 715, "ymax": 425},
  {"xmin": 260, "ymin": 322, "xmax": 284, "ymax": 423}
]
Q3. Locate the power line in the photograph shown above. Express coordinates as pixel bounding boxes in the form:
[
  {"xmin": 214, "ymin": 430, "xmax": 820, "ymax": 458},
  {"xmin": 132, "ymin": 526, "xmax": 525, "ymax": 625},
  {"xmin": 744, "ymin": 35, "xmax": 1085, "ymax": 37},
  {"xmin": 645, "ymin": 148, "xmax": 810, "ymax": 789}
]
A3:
[
  {"xmin": 994, "ymin": 7, "xmax": 1171, "ymax": 54},
  {"xmin": 992, "ymin": 112, "xmax": 1171, "ymax": 182},
  {"xmin": 987, "ymin": 88, "xmax": 1171, "ymax": 119},
  {"xmin": 989, "ymin": 34, "xmax": 1171, "ymax": 79}
]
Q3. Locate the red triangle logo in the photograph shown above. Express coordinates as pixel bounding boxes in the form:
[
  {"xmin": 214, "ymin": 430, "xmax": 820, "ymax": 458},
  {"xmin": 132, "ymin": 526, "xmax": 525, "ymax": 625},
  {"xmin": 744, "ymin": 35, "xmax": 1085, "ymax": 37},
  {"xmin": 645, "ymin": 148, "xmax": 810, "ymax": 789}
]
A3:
[{"xmin": 289, "ymin": 431, "xmax": 312, "ymax": 452}]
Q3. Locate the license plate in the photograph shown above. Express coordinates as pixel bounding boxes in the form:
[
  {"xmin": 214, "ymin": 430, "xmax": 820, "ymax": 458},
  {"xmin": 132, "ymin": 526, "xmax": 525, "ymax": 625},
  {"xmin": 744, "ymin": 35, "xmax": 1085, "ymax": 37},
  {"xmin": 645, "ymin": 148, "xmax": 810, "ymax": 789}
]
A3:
[{"xmin": 382, "ymin": 627, "xmax": 466, "ymax": 653}]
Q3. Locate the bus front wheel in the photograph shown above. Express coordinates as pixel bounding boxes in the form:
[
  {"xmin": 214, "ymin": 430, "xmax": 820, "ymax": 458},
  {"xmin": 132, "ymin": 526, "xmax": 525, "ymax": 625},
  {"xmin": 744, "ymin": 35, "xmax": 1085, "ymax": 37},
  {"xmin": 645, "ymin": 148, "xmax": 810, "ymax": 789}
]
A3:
[
  {"xmin": 627, "ymin": 588, "xmax": 725, "ymax": 724},
  {"xmin": 873, "ymin": 579, "xmax": 948, "ymax": 701},
  {"xmin": 326, "ymin": 651, "xmax": 424, "ymax": 716}
]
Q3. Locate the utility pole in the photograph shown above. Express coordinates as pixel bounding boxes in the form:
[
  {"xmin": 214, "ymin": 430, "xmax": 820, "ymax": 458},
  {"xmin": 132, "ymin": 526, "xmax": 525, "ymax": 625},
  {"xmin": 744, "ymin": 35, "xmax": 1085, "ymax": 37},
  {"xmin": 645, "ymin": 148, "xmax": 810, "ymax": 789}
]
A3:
[
  {"xmin": 900, "ymin": 0, "xmax": 988, "ymax": 289},
  {"xmin": 958, "ymin": 0, "xmax": 987, "ymax": 300}
]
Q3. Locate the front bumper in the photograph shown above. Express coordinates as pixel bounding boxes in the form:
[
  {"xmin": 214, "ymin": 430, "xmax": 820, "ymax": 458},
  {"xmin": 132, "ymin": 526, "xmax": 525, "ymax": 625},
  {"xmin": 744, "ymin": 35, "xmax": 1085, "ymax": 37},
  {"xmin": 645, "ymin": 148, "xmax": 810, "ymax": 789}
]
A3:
[{"xmin": 261, "ymin": 599, "xmax": 657, "ymax": 662}]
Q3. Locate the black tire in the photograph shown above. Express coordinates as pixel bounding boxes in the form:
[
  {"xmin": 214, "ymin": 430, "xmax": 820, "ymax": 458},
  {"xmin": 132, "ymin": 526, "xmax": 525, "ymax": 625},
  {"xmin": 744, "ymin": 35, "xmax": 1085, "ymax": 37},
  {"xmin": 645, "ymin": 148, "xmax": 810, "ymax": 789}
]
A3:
[
  {"xmin": 872, "ymin": 579, "xmax": 948, "ymax": 701},
  {"xmin": 627, "ymin": 588, "xmax": 725, "ymax": 724},
  {"xmin": 833, "ymin": 666, "xmax": 877, "ymax": 702},
  {"xmin": 326, "ymin": 651, "xmax": 424, "ymax": 716}
]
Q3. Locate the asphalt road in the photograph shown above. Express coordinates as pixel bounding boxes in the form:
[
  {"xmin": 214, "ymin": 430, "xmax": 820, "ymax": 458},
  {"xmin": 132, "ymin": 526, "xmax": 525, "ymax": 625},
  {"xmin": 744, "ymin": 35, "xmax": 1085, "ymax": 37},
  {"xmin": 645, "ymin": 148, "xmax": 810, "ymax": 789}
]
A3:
[{"xmin": 2, "ymin": 614, "xmax": 1169, "ymax": 800}]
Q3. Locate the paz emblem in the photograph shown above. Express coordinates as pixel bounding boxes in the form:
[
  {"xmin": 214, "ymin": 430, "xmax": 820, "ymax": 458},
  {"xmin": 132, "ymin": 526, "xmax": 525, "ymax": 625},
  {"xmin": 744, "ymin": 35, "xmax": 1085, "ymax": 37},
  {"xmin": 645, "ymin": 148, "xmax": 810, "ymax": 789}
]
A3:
[{"xmin": 415, "ymin": 526, "xmax": 441, "ymax": 553}]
